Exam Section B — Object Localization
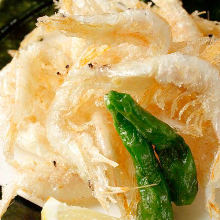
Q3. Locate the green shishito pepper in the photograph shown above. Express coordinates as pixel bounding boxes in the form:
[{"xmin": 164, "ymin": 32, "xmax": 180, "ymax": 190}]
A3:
[
  {"xmin": 105, "ymin": 91, "xmax": 198, "ymax": 218},
  {"xmin": 111, "ymin": 112, "xmax": 173, "ymax": 220}
]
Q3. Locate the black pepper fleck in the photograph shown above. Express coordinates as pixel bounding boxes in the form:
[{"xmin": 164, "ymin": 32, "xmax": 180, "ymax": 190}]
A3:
[
  {"xmin": 53, "ymin": 161, "xmax": 57, "ymax": 167},
  {"xmin": 66, "ymin": 65, "xmax": 69, "ymax": 69},
  {"xmin": 88, "ymin": 63, "xmax": 94, "ymax": 68},
  {"xmin": 56, "ymin": 72, "xmax": 61, "ymax": 75},
  {"xmin": 88, "ymin": 180, "xmax": 94, "ymax": 191}
]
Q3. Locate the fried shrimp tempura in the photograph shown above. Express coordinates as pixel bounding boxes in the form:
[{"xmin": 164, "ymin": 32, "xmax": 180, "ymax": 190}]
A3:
[{"xmin": 0, "ymin": 0, "xmax": 220, "ymax": 219}]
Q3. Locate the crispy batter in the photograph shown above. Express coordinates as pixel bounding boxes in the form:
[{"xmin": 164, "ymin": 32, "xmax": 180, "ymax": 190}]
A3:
[{"xmin": 0, "ymin": 0, "xmax": 220, "ymax": 219}]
